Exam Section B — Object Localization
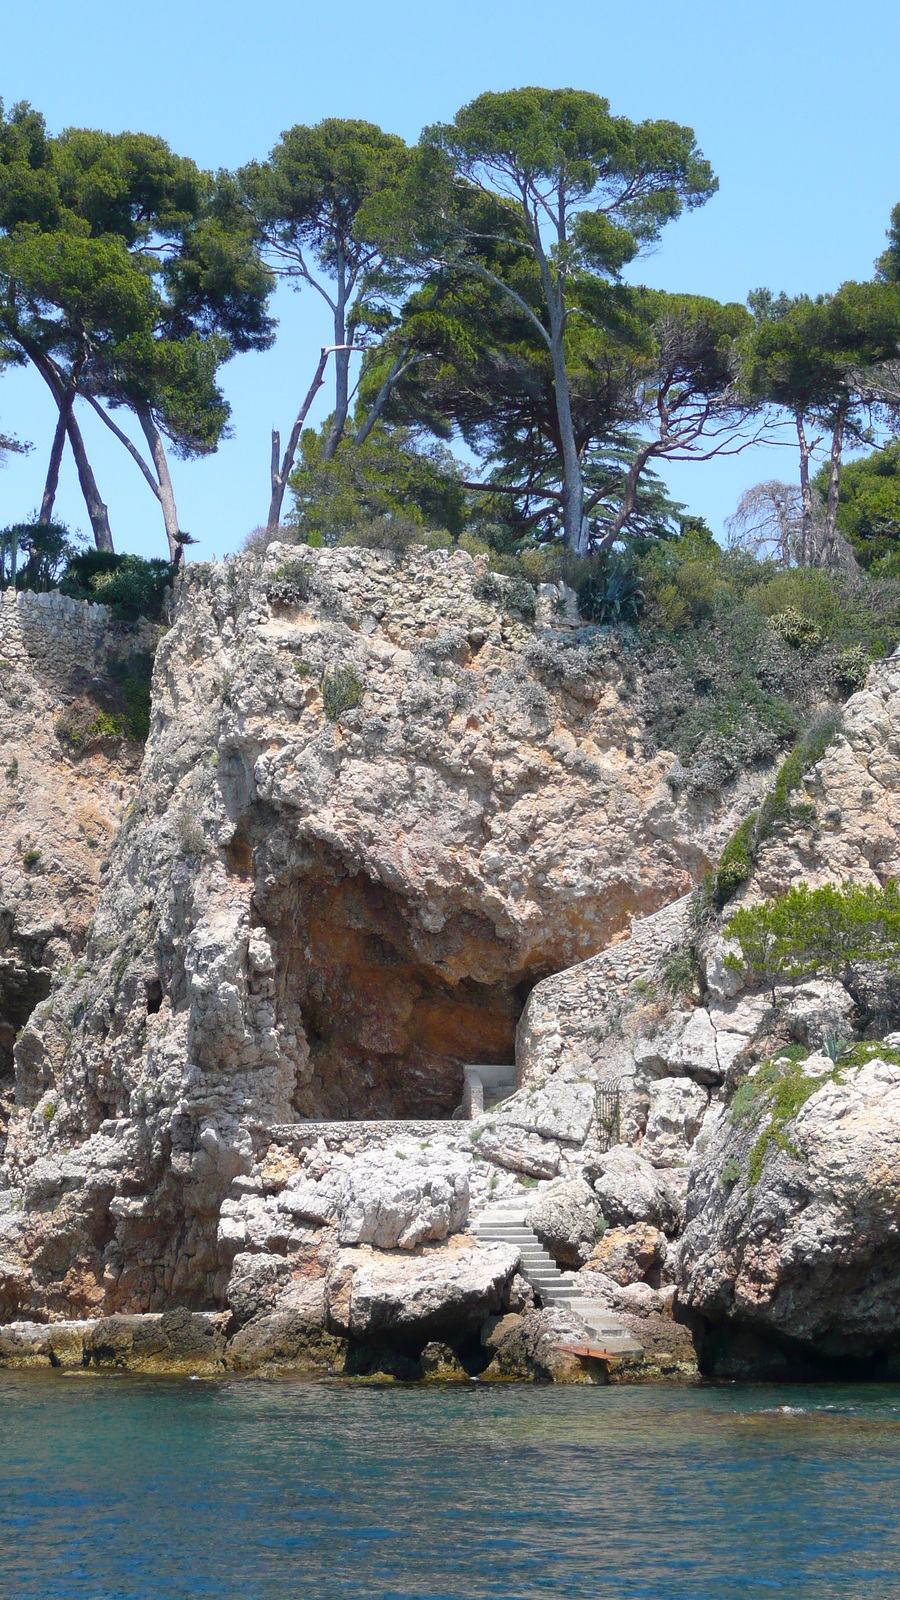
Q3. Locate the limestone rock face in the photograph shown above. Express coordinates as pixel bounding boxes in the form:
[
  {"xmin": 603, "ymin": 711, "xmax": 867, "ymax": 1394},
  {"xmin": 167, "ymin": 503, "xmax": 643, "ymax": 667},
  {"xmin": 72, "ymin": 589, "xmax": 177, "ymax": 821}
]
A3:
[
  {"xmin": 528, "ymin": 1177, "xmax": 601, "ymax": 1267},
  {"xmin": 592, "ymin": 1145, "xmax": 684, "ymax": 1236},
  {"xmin": 325, "ymin": 1236, "xmax": 520, "ymax": 1340},
  {"xmin": 336, "ymin": 1149, "xmax": 469, "ymax": 1249},
  {"xmin": 582, "ymin": 1223, "xmax": 667, "ymax": 1286},
  {"xmin": 641, "ymin": 1078, "xmax": 709, "ymax": 1167},
  {"xmin": 494, "ymin": 1078, "xmax": 595, "ymax": 1146},
  {"xmin": 678, "ymin": 1056, "xmax": 900, "ymax": 1364},
  {"xmin": 480, "ymin": 1306, "xmax": 609, "ymax": 1383},
  {"xmin": 0, "ymin": 545, "xmax": 754, "ymax": 1321}
]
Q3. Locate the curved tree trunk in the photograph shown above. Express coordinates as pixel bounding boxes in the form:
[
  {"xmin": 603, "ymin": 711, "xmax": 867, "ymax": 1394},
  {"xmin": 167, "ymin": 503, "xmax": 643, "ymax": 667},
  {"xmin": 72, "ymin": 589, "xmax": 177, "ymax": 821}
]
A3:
[
  {"xmin": 23, "ymin": 343, "xmax": 114, "ymax": 552},
  {"xmin": 64, "ymin": 408, "xmax": 114, "ymax": 552},
  {"xmin": 819, "ymin": 408, "xmax": 846, "ymax": 571},
  {"xmin": 38, "ymin": 395, "xmax": 72, "ymax": 526},
  {"xmin": 267, "ymin": 346, "xmax": 330, "ymax": 533},
  {"xmin": 137, "ymin": 405, "xmax": 181, "ymax": 562}
]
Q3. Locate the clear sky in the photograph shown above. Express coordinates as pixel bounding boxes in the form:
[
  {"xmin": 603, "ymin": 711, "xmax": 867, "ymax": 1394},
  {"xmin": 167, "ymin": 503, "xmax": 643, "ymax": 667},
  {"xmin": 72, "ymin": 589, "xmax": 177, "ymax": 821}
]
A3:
[{"xmin": 2, "ymin": 0, "xmax": 899, "ymax": 561}]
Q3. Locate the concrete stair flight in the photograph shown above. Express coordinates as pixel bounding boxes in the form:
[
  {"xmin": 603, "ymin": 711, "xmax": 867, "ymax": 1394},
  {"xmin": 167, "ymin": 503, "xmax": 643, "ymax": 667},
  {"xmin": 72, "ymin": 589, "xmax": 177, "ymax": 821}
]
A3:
[{"xmin": 472, "ymin": 1201, "xmax": 643, "ymax": 1357}]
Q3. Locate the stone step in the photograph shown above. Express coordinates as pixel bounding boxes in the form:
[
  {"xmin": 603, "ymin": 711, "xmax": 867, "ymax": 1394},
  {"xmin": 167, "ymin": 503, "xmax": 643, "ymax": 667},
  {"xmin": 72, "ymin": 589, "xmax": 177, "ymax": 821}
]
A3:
[{"xmin": 471, "ymin": 1201, "xmax": 643, "ymax": 1359}]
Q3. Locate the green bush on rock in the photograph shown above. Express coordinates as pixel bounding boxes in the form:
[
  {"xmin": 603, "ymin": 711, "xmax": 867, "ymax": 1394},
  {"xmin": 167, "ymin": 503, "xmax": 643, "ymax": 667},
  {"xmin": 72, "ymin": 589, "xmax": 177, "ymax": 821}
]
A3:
[{"xmin": 725, "ymin": 879, "xmax": 900, "ymax": 1017}]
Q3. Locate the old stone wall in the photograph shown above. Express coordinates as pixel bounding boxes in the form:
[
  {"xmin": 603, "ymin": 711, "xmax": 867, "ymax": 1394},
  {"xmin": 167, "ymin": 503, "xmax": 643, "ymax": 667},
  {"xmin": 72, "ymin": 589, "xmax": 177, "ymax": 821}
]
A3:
[
  {"xmin": 0, "ymin": 587, "xmax": 157, "ymax": 689},
  {"xmin": 516, "ymin": 894, "xmax": 694, "ymax": 1086}
]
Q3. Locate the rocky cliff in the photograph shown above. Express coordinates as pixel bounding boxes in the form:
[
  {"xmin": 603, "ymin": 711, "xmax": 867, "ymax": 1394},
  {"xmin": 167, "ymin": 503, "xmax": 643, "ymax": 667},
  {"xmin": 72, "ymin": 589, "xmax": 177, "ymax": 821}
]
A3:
[{"xmin": 3, "ymin": 547, "xmax": 899, "ymax": 1382}]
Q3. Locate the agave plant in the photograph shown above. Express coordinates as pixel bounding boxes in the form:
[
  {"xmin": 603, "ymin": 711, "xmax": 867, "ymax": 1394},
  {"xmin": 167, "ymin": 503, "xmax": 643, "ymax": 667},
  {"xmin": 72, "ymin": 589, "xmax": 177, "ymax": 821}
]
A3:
[{"xmin": 576, "ymin": 562, "xmax": 645, "ymax": 625}]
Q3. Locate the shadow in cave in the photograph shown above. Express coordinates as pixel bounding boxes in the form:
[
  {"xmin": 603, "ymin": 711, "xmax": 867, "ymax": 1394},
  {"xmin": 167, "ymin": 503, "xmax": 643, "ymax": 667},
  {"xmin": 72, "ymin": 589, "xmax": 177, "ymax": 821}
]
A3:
[{"xmin": 257, "ymin": 844, "xmax": 549, "ymax": 1122}]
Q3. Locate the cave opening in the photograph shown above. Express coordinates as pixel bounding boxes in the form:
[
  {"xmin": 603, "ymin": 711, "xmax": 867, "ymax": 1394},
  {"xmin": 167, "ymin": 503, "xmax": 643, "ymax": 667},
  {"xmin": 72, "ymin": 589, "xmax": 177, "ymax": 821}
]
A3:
[{"xmin": 261, "ymin": 851, "xmax": 545, "ymax": 1122}]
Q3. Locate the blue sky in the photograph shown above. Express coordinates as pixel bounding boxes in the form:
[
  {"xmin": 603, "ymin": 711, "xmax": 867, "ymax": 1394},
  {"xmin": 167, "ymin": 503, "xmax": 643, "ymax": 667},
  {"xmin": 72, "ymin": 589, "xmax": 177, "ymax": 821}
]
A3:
[{"xmin": 2, "ymin": 0, "xmax": 899, "ymax": 561}]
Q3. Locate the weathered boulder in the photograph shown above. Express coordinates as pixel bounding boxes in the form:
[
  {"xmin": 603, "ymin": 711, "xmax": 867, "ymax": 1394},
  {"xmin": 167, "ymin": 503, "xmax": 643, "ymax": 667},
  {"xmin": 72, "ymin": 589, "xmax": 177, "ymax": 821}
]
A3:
[
  {"xmin": 85, "ymin": 1308, "xmax": 230, "ymax": 1371},
  {"xmin": 528, "ymin": 1178, "xmax": 601, "ymax": 1267},
  {"xmin": 419, "ymin": 1341, "xmax": 468, "ymax": 1381},
  {"xmin": 0, "ymin": 1318, "xmax": 95, "ymax": 1369},
  {"xmin": 226, "ymin": 1280, "xmax": 341, "ymax": 1373},
  {"xmin": 592, "ymin": 1144, "xmax": 684, "ymax": 1235},
  {"xmin": 581, "ymin": 1223, "xmax": 667, "ymax": 1286},
  {"xmin": 336, "ymin": 1150, "xmax": 469, "ymax": 1250},
  {"xmin": 495, "ymin": 1079, "xmax": 595, "ymax": 1145},
  {"xmin": 476, "ymin": 1124, "xmax": 560, "ymax": 1178},
  {"xmin": 641, "ymin": 1078, "xmax": 708, "ymax": 1167},
  {"xmin": 678, "ymin": 1055, "xmax": 900, "ymax": 1370},
  {"xmin": 326, "ymin": 1237, "xmax": 519, "ymax": 1342},
  {"xmin": 480, "ymin": 1307, "xmax": 609, "ymax": 1383}
]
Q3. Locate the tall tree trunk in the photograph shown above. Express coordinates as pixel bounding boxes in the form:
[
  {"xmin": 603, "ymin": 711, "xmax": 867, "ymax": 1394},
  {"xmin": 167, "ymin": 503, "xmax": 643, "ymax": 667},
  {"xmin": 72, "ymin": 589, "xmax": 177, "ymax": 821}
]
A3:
[
  {"xmin": 321, "ymin": 260, "xmax": 350, "ymax": 463},
  {"xmin": 819, "ymin": 408, "xmax": 846, "ymax": 571},
  {"xmin": 64, "ymin": 407, "xmax": 115, "ymax": 551},
  {"xmin": 137, "ymin": 405, "xmax": 181, "ymax": 562},
  {"xmin": 23, "ymin": 342, "xmax": 114, "ymax": 552},
  {"xmin": 529, "ymin": 225, "xmax": 583, "ymax": 554},
  {"xmin": 796, "ymin": 412, "xmax": 815, "ymax": 566},
  {"xmin": 352, "ymin": 348, "xmax": 411, "ymax": 448},
  {"xmin": 542, "ymin": 320, "xmax": 583, "ymax": 552},
  {"xmin": 267, "ymin": 346, "xmax": 331, "ymax": 532},
  {"xmin": 38, "ymin": 394, "xmax": 72, "ymax": 526}
]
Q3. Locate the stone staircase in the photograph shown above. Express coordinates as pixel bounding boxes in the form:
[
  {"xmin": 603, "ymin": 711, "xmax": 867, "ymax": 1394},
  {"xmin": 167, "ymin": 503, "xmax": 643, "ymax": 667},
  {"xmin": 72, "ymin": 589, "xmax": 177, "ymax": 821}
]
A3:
[{"xmin": 472, "ymin": 1201, "xmax": 643, "ymax": 1357}]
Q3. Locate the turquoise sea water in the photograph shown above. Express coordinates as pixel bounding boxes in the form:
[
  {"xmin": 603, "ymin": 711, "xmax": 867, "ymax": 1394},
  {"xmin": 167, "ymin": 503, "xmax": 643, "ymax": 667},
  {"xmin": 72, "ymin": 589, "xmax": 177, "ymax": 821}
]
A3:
[{"xmin": 2, "ymin": 1374, "xmax": 900, "ymax": 1599}]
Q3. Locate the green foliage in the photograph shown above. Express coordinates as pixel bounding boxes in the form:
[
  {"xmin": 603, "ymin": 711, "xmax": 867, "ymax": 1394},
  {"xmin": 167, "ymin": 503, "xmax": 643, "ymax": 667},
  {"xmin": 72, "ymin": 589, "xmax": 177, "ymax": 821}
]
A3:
[
  {"xmin": 705, "ymin": 716, "xmax": 840, "ymax": 907},
  {"xmin": 270, "ymin": 557, "xmax": 311, "ymax": 599},
  {"xmin": 658, "ymin": 947, "xmax": 697, "ymax": 999},
  {"xmin": 577, "ymin": 562, "xmax": 645, "ymax": 625},
  {"xmin": 54, "ymin": 653, "xmax": 153, "ymax": 747},
  {"xmin": 768, "ymin": 607, "xmax": 824, "ymax": 651},
  {"xmin": 5, "ymin": 755, "xmax": 17, "ymax": 782},
  {"xmin": 22, "ymin": 847, "xmax": 40, "ymax": 868},
  {"xmin": 322, "ymin": 663, "xmax": 365, "ymax": 720},
  {"xmin": 725, "ymin": 879, "xmax": 900, "ymax": 1011},
  {"xmin": 833, "ymin": 645, "xmax": 871, "ymax": 693},
  {"xmin": 636, "ymin": 524, "xmax": 899, "ymax": 795},
  {"xmin": 813, "ymin": 442, "xmax": 900, "ymax": 568},
  {"xmin": 473, "ymin": 571, "xmax": 537, "ymax": 619},
  {"xmin": 720, "ymin": 1158, "xmax": 742, "ymax": 1189},
  {"xmin": 0, "ymin": 520, "xmax": 82, "ymax": 591},
  {"xmin": 60, "ymin": 551, "xmax": 175, "ymax": 620},
  {"xmin": 175, "ymin": 803, "xmax": 208, "ymax": 857},
  {"xmin": 730, "ymin": 1054, "xmax": 845, "ymax": 1188},
  {"xmin": 288, "ymin": 424, "xmax": 465, "ymax": 545},
  {"xmin": 0, "ymin": 102, "xmax": 274, "ymax": 550},
  {"xmin": 107, "ymin": 654, "xmax": 153, "ymax": 742}
]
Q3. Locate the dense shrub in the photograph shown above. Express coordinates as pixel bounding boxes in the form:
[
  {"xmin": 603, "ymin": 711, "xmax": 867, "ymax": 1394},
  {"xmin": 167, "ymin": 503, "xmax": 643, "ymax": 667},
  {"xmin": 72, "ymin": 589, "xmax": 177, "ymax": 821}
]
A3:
[
  {"xmin": 725, "ymin": 878, "xmax": 900, "ymax": 1020},
  {"xmin": 322, "ymin": 663, "xmax": 365, "ymax": 720},
  {"xmin": 0, "ymin": 520, "xmax": 81, "ymax": 591},
  {"xmin": 60, "ymin": 551, "xmax": 175, "ymax": 621},
  {"xmin": 473, "ymin": 572, "xmax": 537, "ymax": 618},
  {"xmin": 702, "ymin": 715, "xmax": 840, "ymax": 908}
]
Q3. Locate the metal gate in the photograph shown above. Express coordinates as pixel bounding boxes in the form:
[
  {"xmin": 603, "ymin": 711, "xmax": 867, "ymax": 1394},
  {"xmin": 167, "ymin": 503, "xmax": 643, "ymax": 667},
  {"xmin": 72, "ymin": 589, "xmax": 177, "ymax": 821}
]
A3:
[{"xmin": 595, "ymin": 1082, "xmax": 621, "ymax": 1151}]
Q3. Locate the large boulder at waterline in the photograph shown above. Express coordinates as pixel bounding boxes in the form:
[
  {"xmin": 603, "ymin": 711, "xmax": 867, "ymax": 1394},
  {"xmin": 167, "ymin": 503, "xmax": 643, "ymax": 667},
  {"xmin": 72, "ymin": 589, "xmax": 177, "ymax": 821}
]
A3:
[
  {"xmin": 325, "ymin": 1237, "xmax": 519, "ymax": 1341},
  {"xmin": 678, "ymin": 1054, "xmax": 900, "ymax": 1368}
]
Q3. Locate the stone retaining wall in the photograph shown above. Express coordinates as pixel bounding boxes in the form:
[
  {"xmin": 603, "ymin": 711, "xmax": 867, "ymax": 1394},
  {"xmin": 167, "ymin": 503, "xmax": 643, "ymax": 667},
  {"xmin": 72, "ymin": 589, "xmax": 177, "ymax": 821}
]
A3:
[
  {"xmin": 516, "ymin": 893, "xmax": 694, "ymax": 1084},
  {"xmin": 0, "ymin": 587, "xmax": 157, "ymax": 692}
]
